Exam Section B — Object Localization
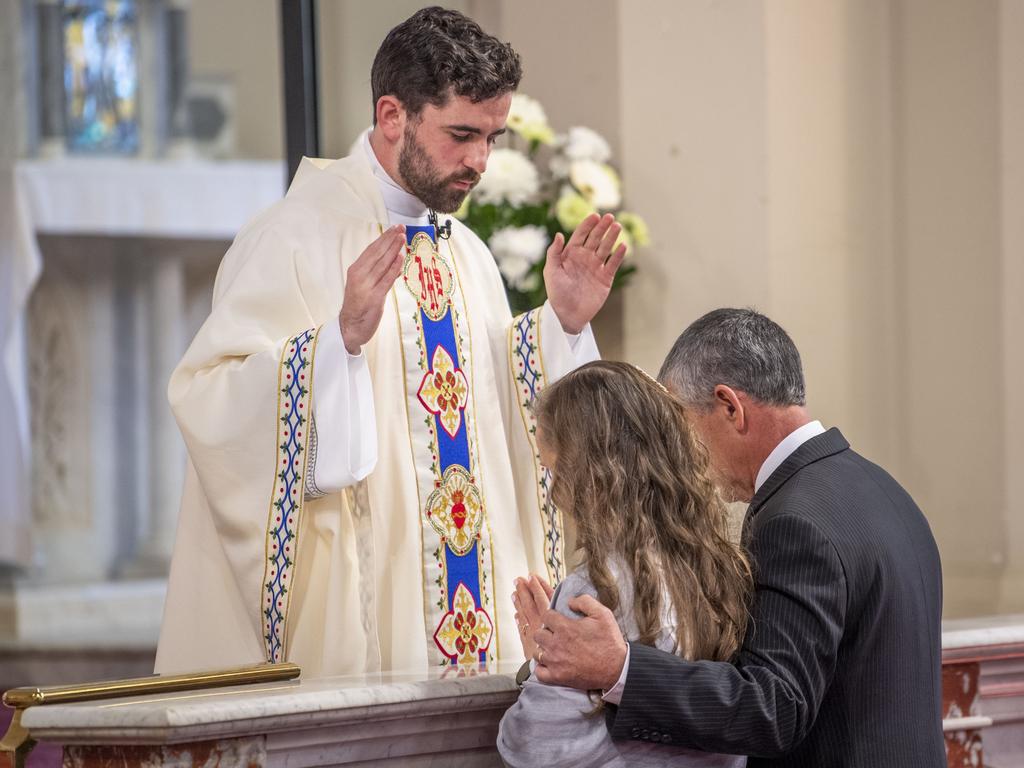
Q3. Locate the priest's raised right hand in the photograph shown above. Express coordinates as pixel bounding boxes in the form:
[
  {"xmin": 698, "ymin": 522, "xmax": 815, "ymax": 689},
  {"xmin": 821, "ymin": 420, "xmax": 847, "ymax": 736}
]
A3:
[{"xmin": 339, "ymin": 225, "xmax": 406, "ymax": 355}]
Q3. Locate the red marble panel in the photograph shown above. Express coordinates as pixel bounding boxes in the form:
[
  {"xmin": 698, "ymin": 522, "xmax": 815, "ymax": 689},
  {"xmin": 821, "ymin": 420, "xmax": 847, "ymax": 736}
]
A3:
[
  {"xmin": 943, "ymin": 662, "xmax": 984, "ymax": 768},
  {"xmin": 63, "ymin": 737, "xmax": 266, "ymax": 768},
  {"xmin": 945, "ymin": 728, "xmax": 983, "ymax": 768},
  {"xmin": 944, "ymin": 662, "xmax": 980, "ymax": 720}
]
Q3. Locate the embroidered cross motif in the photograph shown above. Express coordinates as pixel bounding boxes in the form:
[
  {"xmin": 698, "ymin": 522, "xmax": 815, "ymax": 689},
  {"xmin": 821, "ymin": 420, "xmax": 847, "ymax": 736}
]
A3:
[
  {"xmin": 424, "ymin": 465, "xmax": 484, "ymax": 556},
  {"xmin": 433, "ymin": 582, "xmax": 494, "ymax": 665},
  {"xmin": 418, "ymin": 344, "xmax": 469, "ymax": 438}
]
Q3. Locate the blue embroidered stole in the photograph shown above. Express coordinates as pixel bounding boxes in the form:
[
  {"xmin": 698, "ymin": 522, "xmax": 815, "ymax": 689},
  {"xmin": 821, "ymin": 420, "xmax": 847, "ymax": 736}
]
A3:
[{"xmin": 398, "ymin": 225, "xmax": 495, "ymax": 666}]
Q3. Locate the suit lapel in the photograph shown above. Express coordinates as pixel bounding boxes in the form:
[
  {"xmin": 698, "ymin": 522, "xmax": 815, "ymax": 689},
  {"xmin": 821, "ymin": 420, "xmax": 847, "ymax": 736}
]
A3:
[{"xmin": 743, "ymin": 427, "xmax": 851, "ymax": 527}]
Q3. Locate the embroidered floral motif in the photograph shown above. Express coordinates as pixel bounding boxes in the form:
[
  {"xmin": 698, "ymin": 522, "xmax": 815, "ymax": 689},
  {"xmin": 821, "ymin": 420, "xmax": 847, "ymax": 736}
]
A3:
[
  {"xmin": 513, "ymin": 311, "xmax": 543, "ymax": 405},
  {"xmin": 511, "ymin": 309, "xmax": 564, "ymax": 583},
  {"xmin": 425, "ymin": 466, "xmax": 484, "ymax": 556},
  {"xmin": 433, "ymin": 582, "xmax": 494, "ymax": 665},
  {"xmin": 262, "ymin": 327, "xmax": 319, "ymax": 663},
  {"xmin": 402, "ymin": 230, "xmax": 454, "ymax": 321},
  {"xmin": 417, "ymin": 344, "xmax": 470, "ymax": 438}
]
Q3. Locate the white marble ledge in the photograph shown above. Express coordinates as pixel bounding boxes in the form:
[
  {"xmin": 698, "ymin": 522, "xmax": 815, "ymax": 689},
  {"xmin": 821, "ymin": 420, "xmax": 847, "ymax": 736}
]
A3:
[
  {"xmin": 20, "ymin": 662, "xmax": 523, "ymax": 745},
  {"xmin": 942, "ymin": 613, "xmax": 1024, "ymax": 655},
  {"xmin": 16, "ymin": 157, "xmax": 286, "ymax": 240},
  {"xmin": 0, "ymin": 579, "xmax": 165, "ymax": 650}
]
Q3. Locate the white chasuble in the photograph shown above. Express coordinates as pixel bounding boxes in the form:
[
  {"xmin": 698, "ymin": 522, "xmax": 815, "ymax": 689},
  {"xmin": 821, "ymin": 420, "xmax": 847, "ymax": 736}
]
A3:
[{"xmin": 155, "ymin": 149, "xmax": 587, "ymax": 678}]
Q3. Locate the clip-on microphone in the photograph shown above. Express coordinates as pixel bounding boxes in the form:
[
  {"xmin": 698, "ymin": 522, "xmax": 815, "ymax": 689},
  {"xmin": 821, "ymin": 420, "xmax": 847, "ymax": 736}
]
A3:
[{"xmin": 428, "ymin": 210, "xmax": 452, "ymax": 240}]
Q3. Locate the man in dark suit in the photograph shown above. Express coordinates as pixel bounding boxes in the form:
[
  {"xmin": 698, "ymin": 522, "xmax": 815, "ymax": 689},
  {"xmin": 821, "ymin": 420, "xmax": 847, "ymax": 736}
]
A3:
[{"xmin": 517, "ymin": 308, "xmax": 945, "ymax": 767}]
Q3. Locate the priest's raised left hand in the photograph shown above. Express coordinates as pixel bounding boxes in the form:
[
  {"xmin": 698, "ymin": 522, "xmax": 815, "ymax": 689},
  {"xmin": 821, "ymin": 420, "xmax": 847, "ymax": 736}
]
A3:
[{"xmin": 544, "ymin": 212, "xmax": 627, "ymax": 335}]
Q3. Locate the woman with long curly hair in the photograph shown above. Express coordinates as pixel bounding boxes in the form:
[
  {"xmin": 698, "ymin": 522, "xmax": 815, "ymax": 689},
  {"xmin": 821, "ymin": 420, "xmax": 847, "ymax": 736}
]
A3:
[{"xmin": 498, "ymin": 360, "xmax": 752, "ymax": 768}]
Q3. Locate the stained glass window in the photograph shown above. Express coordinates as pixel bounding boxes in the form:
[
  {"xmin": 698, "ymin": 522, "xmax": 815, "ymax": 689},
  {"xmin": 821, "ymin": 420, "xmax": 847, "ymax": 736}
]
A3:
[{"xmin": 62, "ymin": 0, "xmax": 139, "ymax": 154}]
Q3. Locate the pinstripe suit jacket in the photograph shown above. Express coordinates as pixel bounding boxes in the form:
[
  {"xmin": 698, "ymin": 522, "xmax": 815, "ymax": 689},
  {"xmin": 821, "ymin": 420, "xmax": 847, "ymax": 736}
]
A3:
[{"xmin": 607, "ymin": 428, "xmax": 945, "ymax": 767}]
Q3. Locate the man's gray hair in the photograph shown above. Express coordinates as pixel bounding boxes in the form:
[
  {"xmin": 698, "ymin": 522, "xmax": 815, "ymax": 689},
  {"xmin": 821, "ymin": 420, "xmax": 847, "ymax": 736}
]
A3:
[{"xmin": 658, "ymin": 308, "xmax": 806, "ymax": 409}]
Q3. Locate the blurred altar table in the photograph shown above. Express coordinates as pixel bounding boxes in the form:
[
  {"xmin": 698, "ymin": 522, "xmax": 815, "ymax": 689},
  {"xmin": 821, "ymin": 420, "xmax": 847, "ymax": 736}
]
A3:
[
  {"xmin": 14, "ymin": 158, "xmax": 286, "ymax": 239},
  {"xmin": 0, "ymin": 158, "xmax": 286, "ymax": 684}
]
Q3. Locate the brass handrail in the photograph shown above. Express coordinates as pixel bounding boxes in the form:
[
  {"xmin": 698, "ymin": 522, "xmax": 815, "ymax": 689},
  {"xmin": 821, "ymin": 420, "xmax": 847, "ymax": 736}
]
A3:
[
  {"xmin": 2, "ymin": 662, "xmax": 299, "ymax": 708},
  {"xmin": 0, "ymin": 662, "xmax": 300, "ymax": 768}
]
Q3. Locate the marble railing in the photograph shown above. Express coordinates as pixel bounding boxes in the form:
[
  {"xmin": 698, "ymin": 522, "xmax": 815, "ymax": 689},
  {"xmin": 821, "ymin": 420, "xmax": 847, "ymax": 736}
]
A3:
[
  {"xmin": 3, "ymin": 663, "xmax": 522, "ymax": 768},
  {"xmin": 3, "ymin": 615, "xmax": 1023, "ymax": 767},
  {"xmin": 942, "ymin": 613, "xmax": 1024, "ymax": 768}
]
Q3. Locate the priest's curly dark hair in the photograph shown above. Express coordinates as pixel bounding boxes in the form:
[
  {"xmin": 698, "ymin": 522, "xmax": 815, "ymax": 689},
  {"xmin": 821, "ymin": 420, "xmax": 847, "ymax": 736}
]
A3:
[
  {"xmin": 370, "ymin": 6, "xmax": 522, "ymax": 123},
  {"xmin": 536, "ymin": 361, "xmax": 753, "ymax": 664}
]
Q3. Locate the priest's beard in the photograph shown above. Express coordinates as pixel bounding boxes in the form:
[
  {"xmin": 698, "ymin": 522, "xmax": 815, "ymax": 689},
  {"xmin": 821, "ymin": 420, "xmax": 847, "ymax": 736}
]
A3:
[{"xmin": 398, "ymin": 124, "xmax": 479, "ymax": 213}]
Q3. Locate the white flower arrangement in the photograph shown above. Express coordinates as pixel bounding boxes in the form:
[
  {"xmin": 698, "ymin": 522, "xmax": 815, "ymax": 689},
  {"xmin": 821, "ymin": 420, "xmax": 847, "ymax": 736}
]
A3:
[
  {"xmin": 569, "ymin": 160, "xmax": 621, "ymax": 210},
  {"xmin": 490, "ymin": 224, "xmax": 548, "ymax": 291},
  {"xmin": 562, "ymin": 126, "xmax": 612, "ymax": 163},
  {"xmin": 506, "ymin": 94, "xmax": 555, "ymax": 146},
  {"xmin": 457, "ymin": 94, "xmax": 647, "ymax": 313},
  {"xmin": 474, "ymin": 148, "xmax": 539, "ymax": 206}
]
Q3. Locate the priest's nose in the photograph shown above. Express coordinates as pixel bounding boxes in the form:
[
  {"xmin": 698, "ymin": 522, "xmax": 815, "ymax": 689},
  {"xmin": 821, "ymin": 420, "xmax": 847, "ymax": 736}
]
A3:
[{"xmin": 465, "ymin": 142, "xmax": 489, "ymax": 175}]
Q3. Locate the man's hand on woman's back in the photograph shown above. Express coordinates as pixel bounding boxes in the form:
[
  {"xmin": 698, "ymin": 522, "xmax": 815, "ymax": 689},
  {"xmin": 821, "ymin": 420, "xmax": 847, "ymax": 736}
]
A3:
[{"xmin": 515, "ymin": 574, "xmax": 628, "ymax": 691}]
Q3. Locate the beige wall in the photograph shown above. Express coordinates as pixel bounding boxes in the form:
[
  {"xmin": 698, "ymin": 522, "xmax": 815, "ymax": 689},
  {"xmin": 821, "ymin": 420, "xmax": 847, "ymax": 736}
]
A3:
[
  {"xmin": 189, "ymin": 1, "xmax": 283, "ymax": 159},
  {"xmin": 618, "ymin": 0, "xmax": 770, "ymax": 370},
  {"xmin": 763, "ymin": 0, "xmax": 900, "ymax": 471},
  {"xmin": 999, "ymin": 0, "xmax": 1024, "ymax": 614},
  {"xmin": 502, "ymin": 0, "xmax": 1023, "ymax": 618},
  {"xmin": 485, "ymin": 0, "xmax": 621, "ymax": 156},
  {"xmin": 318, "ymin": 0, "xmax": 470, "ymax": 158},
  {"xmin": 893, "ymin": 0, "xmax": 1004, "ymax": 615},
  {"xmin": 315, "ymin": 0, "xmax": 619, "ymax": 160}
]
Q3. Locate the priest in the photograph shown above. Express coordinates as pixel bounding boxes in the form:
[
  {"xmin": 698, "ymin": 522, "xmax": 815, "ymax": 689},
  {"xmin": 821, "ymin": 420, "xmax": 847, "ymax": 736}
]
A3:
[{"xmin": 155, "ymin": 6, "xmax": 626, "ymax": 677}]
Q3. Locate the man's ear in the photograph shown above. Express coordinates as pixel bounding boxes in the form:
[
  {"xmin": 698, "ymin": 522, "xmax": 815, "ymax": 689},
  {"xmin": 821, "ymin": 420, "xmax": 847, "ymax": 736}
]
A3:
[
  {"xmin": 374, "ymin": 95, "xmax": 405, "ymax": 143},
  {"xmin": 713, "ymin": 384, "xmax": 747, "ymax": 433}
]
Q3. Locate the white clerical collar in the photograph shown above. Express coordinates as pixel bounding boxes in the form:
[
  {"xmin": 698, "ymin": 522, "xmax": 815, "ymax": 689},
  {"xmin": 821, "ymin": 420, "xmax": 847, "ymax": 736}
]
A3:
[
  {"xmin": 361, "ymin": 129, "xmax": 429, "ymax": 223},
  {"xmin": 754, "ymin": 420, "xmax": 826, "ymax": 493}
]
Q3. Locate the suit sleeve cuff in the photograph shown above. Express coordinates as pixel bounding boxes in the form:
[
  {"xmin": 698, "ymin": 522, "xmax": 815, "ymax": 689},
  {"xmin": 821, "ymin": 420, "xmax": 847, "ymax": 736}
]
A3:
[{"xmin": 601, "ymin": 643, "xmax": 630, "ymax": 705}]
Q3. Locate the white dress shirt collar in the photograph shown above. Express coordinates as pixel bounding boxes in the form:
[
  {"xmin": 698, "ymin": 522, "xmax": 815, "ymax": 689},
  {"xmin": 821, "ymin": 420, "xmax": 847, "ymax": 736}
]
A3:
[
  {"xmin": 361, "ymin": 130, "xmax": 429, "ymax": 223},
  {"xmin": 754, "ymin": 420, "xmax": 826, "ymax": 493}
]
